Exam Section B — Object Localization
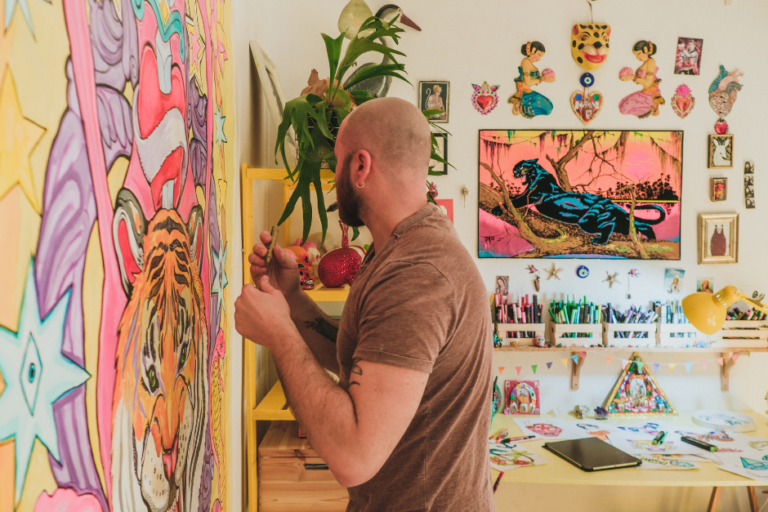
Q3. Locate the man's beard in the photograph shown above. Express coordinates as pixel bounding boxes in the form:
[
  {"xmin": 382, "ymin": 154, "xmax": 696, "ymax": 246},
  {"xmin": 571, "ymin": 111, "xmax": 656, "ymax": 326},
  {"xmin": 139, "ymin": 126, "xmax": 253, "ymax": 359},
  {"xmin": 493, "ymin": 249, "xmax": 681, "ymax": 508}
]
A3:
[{"xmin": 336, "ymin": 154, "xmax": 365, "ymax": 227}]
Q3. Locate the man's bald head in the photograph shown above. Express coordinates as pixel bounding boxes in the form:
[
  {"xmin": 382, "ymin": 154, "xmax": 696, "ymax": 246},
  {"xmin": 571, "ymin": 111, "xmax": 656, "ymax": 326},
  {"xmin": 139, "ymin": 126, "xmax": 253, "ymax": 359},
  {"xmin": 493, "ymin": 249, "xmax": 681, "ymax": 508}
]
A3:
[{"xmin": 336, "ymin": 97, "xmax": 432, "ymax": 180}]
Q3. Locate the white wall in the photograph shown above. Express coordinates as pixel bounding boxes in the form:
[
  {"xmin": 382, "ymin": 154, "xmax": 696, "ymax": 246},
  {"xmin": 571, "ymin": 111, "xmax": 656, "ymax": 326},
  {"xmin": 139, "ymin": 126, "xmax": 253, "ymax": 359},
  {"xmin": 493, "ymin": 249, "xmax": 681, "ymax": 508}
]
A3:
[{"xmin": 238, "ymin": 0, "xmax": 768, "ymax": 509}]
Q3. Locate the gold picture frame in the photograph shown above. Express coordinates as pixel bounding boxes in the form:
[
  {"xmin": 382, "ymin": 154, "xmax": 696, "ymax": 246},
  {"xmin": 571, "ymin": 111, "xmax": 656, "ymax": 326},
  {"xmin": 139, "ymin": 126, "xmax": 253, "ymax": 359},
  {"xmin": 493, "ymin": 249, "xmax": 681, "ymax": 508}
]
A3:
[
  {"xmin": 698, "ymin": 213, "xmax": 739, "ymax": 264},
  {"xmin": 708, "ymin": 134, "xmax": 733, "ymax": 169}
]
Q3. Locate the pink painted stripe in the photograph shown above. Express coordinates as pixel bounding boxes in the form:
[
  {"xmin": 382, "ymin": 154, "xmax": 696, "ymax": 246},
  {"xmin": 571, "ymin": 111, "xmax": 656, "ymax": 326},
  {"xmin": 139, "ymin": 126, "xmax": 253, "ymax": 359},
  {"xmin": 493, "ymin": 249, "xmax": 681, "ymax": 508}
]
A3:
[{"xmin": 63, "ymin": 0, "xmax": 125, "ymax": 503}]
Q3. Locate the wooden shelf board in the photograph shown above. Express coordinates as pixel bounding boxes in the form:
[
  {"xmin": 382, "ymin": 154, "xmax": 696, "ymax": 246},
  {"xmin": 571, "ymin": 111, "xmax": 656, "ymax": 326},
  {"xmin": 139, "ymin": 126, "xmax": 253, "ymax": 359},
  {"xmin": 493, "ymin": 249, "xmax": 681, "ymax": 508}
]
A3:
[
  {"xmin": 494, "ymin": 346, "xmax": 768, "ymax": 353},
  {"xmin": 253, "ymin": 380, "xmax": 295, "ymax": 421},
  {"xmin": 305, "ymin": 284, "xmax": 350, "ymax": 302}
]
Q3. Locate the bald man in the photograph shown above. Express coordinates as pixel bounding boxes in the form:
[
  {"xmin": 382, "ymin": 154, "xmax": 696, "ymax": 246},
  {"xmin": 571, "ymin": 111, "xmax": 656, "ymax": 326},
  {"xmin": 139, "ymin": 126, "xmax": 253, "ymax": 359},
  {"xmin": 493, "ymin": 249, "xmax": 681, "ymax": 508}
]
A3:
[{"xmin": 235, "ymin": 98, "xmax": 493, "ymax": 511}]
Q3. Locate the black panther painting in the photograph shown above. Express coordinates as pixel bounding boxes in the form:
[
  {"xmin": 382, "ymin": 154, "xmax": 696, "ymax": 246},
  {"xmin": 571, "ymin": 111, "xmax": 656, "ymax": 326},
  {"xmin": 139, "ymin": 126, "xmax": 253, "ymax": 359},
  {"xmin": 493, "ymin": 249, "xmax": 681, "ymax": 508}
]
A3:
[{"xmin": 491, "ymin": 159, "xmax": 666, "ymax": 245}]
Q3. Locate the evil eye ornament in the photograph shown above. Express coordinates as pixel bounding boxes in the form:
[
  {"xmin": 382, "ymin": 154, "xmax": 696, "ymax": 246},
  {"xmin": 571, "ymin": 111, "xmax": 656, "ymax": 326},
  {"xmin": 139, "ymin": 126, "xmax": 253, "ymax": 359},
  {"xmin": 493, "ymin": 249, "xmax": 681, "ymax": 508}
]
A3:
[
  {"xmin": 576, "ymin": 265, "xmax": 590, "ymax": 278},
  {"xmin": 580, "ymin": 73, "xmax": 595, "ymax": 88}
]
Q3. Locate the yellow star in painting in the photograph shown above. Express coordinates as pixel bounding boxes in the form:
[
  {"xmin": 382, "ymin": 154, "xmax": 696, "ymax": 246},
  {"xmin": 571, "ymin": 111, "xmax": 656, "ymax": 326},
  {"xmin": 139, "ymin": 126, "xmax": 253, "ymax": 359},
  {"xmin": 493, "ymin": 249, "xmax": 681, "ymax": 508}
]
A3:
[{"xmin": 0, "ymin": 67, "xmax": 44, "ymax": 213}]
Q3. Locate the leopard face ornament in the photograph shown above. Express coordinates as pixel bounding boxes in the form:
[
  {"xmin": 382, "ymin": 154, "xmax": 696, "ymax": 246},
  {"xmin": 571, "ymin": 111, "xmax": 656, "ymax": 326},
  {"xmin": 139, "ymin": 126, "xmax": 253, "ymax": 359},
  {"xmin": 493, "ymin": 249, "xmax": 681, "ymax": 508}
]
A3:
[{"xmin": 571, "ymin": 23, "xmax": 611, "ymax": 70}]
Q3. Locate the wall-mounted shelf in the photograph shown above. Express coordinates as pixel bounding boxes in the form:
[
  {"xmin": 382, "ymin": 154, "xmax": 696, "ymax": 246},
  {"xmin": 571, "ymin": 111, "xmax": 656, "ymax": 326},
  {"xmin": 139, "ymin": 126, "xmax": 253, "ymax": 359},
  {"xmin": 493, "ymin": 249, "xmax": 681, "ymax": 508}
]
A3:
[
  {"xmin": 305, "ymin": 284, "xmax": 350, "ymax": 302},
  {"xmin": 493, "ymin": 346, "xmax": 767, "ymax": 390}
]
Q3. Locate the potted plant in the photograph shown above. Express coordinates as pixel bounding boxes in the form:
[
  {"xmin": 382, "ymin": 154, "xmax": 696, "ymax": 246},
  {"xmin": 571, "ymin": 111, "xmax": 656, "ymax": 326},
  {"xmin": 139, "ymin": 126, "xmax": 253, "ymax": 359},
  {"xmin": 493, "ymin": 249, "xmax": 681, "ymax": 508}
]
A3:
[{"xmin": 274, "ymin": 15, "xmax": 450, "ymax": 244}]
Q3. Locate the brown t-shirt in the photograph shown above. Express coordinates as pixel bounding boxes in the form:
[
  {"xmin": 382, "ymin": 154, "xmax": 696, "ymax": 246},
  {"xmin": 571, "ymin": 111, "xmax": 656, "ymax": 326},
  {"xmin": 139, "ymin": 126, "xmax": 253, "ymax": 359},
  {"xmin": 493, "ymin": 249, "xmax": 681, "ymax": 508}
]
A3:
[{"xmin": 337, "ymin": 204, "xmax": 494, "ymax": 512}]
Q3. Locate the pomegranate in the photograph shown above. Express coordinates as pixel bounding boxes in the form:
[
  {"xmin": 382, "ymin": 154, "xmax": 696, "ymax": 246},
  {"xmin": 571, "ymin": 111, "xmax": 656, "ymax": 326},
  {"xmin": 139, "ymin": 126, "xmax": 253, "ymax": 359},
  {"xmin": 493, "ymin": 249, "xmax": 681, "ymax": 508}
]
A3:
[{"xmin": 318, "ymin": 221, "xmax": 362, "ymax": 288}]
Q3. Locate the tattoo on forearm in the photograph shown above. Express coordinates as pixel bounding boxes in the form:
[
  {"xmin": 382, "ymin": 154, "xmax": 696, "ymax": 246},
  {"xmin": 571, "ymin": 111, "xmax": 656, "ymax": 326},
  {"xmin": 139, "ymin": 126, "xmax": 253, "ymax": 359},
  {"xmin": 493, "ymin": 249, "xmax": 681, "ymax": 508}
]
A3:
[{"xmin": 304, "ymin": 317, "xmax": 339, "ymax": 343}]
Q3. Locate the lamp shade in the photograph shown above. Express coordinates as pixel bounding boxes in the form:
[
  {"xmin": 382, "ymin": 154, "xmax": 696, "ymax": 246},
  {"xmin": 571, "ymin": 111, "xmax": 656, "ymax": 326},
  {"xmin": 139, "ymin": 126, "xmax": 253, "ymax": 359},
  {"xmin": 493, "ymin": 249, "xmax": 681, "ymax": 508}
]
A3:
[{"xmin": 681, "ymin": 286, "xmax": 740, "ymax": 335}]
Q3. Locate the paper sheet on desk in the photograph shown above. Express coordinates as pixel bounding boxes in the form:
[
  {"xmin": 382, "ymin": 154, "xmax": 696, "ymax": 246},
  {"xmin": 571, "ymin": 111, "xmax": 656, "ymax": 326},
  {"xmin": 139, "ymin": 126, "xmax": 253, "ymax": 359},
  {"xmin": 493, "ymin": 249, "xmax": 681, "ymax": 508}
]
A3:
[
  {"xmin": 489, "ymin": 442, "xmax": 549, "ymax": 472},
  {"xmin": 513, "ymin": 417, "xmax": 582, "ymax": 441},
  {"xmin": 716, "ymin": 462, "xmax": 768, "ymax": 483},
  {"xmin": 637, "ymin": 455, "xmax": 700, "ymax": 470}
]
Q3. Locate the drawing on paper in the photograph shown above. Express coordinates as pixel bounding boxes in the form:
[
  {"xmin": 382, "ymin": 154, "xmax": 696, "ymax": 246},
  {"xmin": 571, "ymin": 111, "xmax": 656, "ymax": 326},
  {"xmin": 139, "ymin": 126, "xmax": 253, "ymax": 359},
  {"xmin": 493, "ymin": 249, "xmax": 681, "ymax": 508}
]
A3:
[{"xmin": 479, "ymin": 130, "xmax": 683, "ymax": 259}]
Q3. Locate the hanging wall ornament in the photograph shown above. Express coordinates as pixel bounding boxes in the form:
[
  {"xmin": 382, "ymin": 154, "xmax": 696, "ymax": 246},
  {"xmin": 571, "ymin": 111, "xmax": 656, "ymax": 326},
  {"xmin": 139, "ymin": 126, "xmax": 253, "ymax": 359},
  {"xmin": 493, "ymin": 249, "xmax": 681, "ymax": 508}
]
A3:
[
  {"xmin": 671, "ymin": 84, "xmax": 695, "ymax": 119},
  {"xmin": 509, "ymin": 41, "xmax": 555, "ymax": 119},
  {"xmin": 571, "ymin": 22, "xmax": 611, "ymax": 71},
  {"xmin": 571, "ymin": 72, "xmax": 604, "ymax": 125},
  {"xmin": 709, "ymin": 65, "xmax": 744, "ymax": 134},
  {"xmin": 472, "ymin": 82, "xmax": 499, "ymax": 115},
  {"xmin": 619, "ymin": 40, "xmax": 664, "ymax": 119}
]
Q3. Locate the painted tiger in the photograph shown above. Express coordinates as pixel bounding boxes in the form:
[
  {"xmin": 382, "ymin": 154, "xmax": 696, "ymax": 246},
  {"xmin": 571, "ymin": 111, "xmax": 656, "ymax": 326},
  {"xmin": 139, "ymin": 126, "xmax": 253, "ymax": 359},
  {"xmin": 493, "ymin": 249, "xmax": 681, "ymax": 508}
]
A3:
[{"xmin": 111, "ymin": 188, "xmax": 208, "ymax": 512}]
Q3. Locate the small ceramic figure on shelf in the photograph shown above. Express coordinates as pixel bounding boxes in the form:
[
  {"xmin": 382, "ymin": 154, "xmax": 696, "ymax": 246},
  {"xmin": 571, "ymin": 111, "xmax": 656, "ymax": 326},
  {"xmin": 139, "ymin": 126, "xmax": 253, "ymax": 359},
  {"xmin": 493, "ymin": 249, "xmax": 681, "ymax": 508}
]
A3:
[
  {"xmin": 509, "ymin": 41, "xmax": 555, "ymax": 119},
  {"xmin": 618, "ymin": 41, "xmax": 664, "ymax": 119}
]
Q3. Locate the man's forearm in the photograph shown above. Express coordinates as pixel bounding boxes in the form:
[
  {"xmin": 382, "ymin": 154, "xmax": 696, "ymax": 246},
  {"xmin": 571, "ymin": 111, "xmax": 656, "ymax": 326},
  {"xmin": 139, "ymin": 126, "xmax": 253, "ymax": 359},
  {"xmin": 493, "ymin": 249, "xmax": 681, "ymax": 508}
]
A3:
[
  {"xmin": 272, "ymin": 328, "xmax": 363, "ymax": 484},
  {"xmin": 285, "ymin": 289, "xmax": 340, "ymax": 374}
]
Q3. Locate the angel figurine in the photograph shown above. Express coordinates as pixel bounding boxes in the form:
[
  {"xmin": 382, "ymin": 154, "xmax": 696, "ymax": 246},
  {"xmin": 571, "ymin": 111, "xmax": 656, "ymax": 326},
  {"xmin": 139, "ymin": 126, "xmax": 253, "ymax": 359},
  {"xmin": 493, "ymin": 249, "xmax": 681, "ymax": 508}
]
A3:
[
  {"xmin": 619, "ymin": 41, "xmax": 665, "ymax": 118},
  {"xmin": 509, "ymin": 41, "xmax": 555, "ymax": 118}
]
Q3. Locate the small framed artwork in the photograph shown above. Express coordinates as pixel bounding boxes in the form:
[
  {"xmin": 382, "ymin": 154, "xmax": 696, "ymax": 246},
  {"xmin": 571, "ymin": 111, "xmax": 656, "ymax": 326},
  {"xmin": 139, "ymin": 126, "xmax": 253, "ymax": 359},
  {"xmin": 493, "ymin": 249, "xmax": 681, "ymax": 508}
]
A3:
[
  {"xmin": 494, "ymin": 275, "xmax": 509, "ymax": 295},
  {"xmin": 698, "ymin": 213, "xmax": 739, "ymax": 264},
  {"xmin": 674, "ymin": 37, "xmax": 703, "ymax": 75},
  {"xmin": 710, "ymin": 177, "xmax": 727, "ymax": 202},
  {"xmin": 429, "ymin": 133, "xmax": 448, "ymax": 174},
  {"xmin": 419, "ymin": 81, "xmax": 450, "ymax": 123},
  {"xmin": 697, "ymin": 278, "xmax": 714, "ymax": 293},
  {"xmin": 708, "ymin": 134, "xmax": 733, "ymax": 169}
]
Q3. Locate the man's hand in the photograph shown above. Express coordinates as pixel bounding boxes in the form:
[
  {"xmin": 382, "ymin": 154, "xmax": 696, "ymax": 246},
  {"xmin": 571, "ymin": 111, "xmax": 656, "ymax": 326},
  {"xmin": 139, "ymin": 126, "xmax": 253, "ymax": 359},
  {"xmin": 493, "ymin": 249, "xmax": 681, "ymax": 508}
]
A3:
[
  {"xmin": 248, "ymin": 231, "xmax": 300, "ymax": 299},
  {"xmin": 235, "ymin": 275, "xmax": 296, "ymax": 351}
]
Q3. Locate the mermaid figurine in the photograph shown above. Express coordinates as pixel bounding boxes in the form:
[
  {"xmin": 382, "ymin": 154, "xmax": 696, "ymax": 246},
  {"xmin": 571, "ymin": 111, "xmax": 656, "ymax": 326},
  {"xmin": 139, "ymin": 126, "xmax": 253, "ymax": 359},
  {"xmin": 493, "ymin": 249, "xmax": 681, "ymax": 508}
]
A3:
[
  {"xmin": 619, "ymin": 41, "xmax": 665, "ymax": 118},
  {"xmin": 509, "ymin": 41, "xmax": 555, "ymax": 118}
]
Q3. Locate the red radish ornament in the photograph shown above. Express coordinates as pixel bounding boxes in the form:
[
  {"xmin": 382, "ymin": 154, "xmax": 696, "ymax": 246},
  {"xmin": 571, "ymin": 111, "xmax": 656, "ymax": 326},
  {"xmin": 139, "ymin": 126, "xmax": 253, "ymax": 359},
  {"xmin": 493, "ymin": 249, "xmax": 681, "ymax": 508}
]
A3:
[{"xmin": 318, "ymin": 221, "xmax": 362, "ymax": 288}]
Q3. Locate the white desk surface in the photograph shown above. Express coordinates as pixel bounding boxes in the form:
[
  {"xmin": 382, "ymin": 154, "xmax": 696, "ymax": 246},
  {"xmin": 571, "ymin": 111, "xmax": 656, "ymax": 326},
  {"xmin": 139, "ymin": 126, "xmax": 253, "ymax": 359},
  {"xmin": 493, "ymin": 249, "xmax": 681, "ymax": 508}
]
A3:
[{"xmin": 491, "ymin": 410, "xmax": 768, "ymax": 487}]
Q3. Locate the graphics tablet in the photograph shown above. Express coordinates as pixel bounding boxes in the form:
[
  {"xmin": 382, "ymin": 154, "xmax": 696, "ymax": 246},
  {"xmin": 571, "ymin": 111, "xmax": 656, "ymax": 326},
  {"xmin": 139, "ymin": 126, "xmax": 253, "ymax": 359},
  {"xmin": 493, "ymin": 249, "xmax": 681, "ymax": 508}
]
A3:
[{"xmin": 543, "ymin": 437, "xmax": 642, "ymax": 472}]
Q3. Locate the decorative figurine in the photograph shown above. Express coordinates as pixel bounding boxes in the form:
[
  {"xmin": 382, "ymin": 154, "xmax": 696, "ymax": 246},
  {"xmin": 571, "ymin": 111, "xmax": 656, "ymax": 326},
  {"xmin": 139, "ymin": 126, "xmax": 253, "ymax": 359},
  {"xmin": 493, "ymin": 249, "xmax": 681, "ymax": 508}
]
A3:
[
  {"xmin": 671, "ymin": 84, "xmax": 695, "ymax": 119},
  {"xmin": 604, "ymin": 353, "xmax": 677, "ymax": 417},
  {"xmin": 604, "ymin": 271, "xmax": 620, "ymax": 288},
  {"xmin": 619, "ymin": 41, "xmax": 664, "ymax": 119},
  {"xmin": 317, "ymin": 221, "xmax": 362, "ymax": 288},
  {"xmin": 544, "ymin": 263, "xmax": 563, "ymax": 281},
  {"xmin": 471, "ymin": 81, "xmax": 500, "ymax": 115},
  {"xmin": 594, "ymin": 406, "xmax": 609, "ymax": 420},
  {"xmin": 574, "ymin": 405, "xmax": 591, "ymax": 419},
  {"xmin": 509, "ymin": 41, "xmax": 555, "ymax": 119},
  {"xmin": 504, "ymin": 380, "xmax": 540, "ymax": 415},
  {"xmin": 571, "ymin": 23, "xmax": 611, "ymax": 70},
  {"xmin": 709, "ymin": 65, "xmax": 744, "ymax": 134},
  {"xmin": 571, "ymin": 72, "xmax": 604, "ymax": 125}
]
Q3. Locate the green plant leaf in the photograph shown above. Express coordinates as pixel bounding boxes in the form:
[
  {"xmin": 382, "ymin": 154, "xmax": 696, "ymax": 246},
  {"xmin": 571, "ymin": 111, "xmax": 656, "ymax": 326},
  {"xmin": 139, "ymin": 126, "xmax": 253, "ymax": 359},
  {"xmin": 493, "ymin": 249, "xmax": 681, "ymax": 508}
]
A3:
[
  {"xmin": 278, "ymin": 171, "xmax": 309, "ymax": 226},
  {"xmin": 343, "ymin": 63, "xmax": 410, "ymax": 90},
  {"xmin": 351, "ymin": 227, "xmax": 360, "ymax": 241},
  {"xmin": 422, "ymin": 109, "xmax": 445, "ymax": 118},
  {"xmin": 312, "ymin": 170, "xmax": 328, "ymax": 246},
  {"xmin": 337, "ymin": 16, "xmax": 407, "ymax": 84},
  {"xmin": 349, "ymin": 89, "xmax": 375, "ymax": 105},
  {"xmin": 322, "ymin": 31, "xmax": 345, "ymax": 84}
]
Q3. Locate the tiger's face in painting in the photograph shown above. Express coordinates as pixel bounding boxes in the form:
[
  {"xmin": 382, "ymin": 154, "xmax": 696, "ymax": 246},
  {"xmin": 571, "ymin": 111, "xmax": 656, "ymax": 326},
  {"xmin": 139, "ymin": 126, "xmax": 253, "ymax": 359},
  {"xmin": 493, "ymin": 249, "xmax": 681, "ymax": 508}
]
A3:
[
  {"xmin": 111, "ymin": 189, "xmax": 208, "ymax": 512},
  {"xmin": 571, "ymin": 23, "xmax": 611, "ymax": 70}
]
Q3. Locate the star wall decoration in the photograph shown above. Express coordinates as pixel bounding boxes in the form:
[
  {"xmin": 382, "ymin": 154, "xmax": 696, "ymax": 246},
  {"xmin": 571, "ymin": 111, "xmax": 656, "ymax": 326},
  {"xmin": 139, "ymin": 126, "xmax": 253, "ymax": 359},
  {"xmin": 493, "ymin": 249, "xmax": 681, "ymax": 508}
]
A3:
[
  {"xmin": 0, "ymin": 66, "xmax": 45, "ymax": 213},
  {"xmin": 544, "ymin": 263, "xmax": 563, "ymax": 281},
  {"xmin": 0, "ymin": 259, "xmax": 90, "ymax": 502},
  {"xmin": 211, "ymin": 243, "xmax": 228, "ymax": 315},
  {"xmin": 604, "ymin": 271, "xmax": 621, "ymax": 288}
]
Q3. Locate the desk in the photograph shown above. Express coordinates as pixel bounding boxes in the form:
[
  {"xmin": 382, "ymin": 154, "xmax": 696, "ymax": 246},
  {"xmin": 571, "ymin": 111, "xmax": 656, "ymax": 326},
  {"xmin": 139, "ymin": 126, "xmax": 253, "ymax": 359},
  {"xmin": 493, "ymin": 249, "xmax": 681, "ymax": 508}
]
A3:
[{"xmin": 491, "ymin": 411, "xmax": 768, "ymax": 511}]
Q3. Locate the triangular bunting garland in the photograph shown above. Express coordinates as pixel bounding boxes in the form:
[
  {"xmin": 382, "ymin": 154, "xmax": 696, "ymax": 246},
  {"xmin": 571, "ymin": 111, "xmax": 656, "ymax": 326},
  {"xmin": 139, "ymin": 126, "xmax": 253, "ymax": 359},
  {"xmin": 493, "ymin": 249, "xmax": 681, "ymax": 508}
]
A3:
[
  {"xmin": 546, "ymin": 362, "xmax": 553, "ymax": 370},
  {"xmin": 561, "ymin": 358, "xmax": 568, "ymax": 368},
  {"xmin": 716, "ymin": 357, "xmax": 724, "ymax": 366},
  {"xmin": 606, "ymin": 356, "xmax": 613, "ymax": 365},
  {"xmin": 732, "ymin": 353, "xmax": 739, "ymax": 363},
  {"xmin": 669, "ymin": 364, "xmax": 676, "ymax": 372},
  {"xmin": 532, "ymin": 365, "xmax": 538, "ymax": 374},
  {"xmin": 499, "ymin": 367, "xmax": 505, "ymax": 375},
  {"xmin": 701, "ymin": 361, "xmax": 707, "ymax": 370},
  {"xmin": 653, "ymin": 363, "xmax": 660, "ymax": 374},
  {"xmin": 603, "ymin": 352, "xmax": 676, "ymax": 417},
  {"xmin": 685, "ymin": 362, "xmax": 692, "ymax": 373},
  {"xmin": 515, "ymin": 366, "xmax": 522, "ymax": 375},
  {"xmin": 572, "ymin": 355, "xmax": 579, "ymax": 364},
  {"xmin": 578, "ymin": 352, "xmax": 587, "ymax": 359}
]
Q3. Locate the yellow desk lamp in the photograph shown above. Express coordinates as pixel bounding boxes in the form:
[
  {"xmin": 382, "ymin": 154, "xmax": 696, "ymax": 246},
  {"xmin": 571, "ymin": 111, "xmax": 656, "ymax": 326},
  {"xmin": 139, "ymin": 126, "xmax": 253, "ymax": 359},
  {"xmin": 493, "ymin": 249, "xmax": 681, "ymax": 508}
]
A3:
[{"xmin": 682, "ymin": 286, "xmax": 768, "ymax": 335}]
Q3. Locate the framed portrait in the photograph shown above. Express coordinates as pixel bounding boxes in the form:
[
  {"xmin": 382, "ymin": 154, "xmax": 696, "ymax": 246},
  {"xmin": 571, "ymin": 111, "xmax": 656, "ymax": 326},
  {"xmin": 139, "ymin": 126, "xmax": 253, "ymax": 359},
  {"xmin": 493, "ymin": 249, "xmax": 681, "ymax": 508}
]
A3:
[
  {"xmin": 698, "ymin": 213, "xmax": 738, "ymax": 264},
  {"xmin": 419, "ymin": 81, "xmax": 450, "ymax": 123},
  {"xmin": 494, "ymin": 275, "xmax": 509, "ymax": 295},
  {"xmin": 708, "ymin": 134, "xmax": 733, "ymax": 169},
  {"xmin": 429, "ymin": 133, "xmax": 448, "ymax": 175},
  {"xmin": 710, "ymin": 177, "xmax": 727, "ymax": 202},
  {"xmin": 250, "ymin": 41, "xmax": 297, "ymax": 167},
  {"xmin": 479, "ymin": 130, "xmax": 683, "ymax": 260},
  {"xmin": 674, "ymin": 37, "xmax": 703, "ymax": 75}
]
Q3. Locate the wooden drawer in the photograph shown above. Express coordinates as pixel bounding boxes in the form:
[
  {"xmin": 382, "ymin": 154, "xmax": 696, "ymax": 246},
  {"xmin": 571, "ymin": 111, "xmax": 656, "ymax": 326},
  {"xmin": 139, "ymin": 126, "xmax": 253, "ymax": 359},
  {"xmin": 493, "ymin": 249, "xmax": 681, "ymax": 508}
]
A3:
[{"xmin": 259, "ymin": 422, "xmax": 349, "ymax": 511}]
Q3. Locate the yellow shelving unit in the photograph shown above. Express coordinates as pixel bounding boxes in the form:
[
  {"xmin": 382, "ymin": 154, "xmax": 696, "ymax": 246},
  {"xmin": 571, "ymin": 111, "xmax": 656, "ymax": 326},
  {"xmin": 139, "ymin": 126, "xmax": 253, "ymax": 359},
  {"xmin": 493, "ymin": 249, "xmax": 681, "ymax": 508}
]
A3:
[{"xmin": 242, "ymin": 165, "xmax": 348, "ymax": 512}]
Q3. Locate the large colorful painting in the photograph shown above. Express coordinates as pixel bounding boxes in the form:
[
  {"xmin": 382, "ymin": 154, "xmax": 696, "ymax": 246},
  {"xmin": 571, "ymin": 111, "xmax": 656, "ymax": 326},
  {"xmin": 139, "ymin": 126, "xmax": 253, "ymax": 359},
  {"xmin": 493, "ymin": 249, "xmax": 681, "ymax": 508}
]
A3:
[
  {"xmin": 479, "ymin": 130, "xmax": 683, "ymax": 259},
  {"xmin": 0, "ymin": 0, "xmax": 232, "ymax": 509}
]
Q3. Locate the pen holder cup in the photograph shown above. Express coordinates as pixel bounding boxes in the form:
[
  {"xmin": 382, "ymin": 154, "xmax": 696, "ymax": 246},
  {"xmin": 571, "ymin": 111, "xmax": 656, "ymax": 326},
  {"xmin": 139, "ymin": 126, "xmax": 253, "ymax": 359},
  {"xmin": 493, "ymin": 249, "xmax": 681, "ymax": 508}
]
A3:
[
  {"xmin": 496, "ymin": 323, "xmax": 547, "ymax": 347},
  {"xmin": 656, "ymin": 323, "xmax": 704, "ymax": 348},
  {"xmin": 549, "ymin": 323, "xmax": 603, "ymax": 347},
  {"xmin": 711, "ymin": 320, "xmax": 768, "ymax": 349},
  {"xmin": 602, "ymin": 322, "xmax": 658, "ymax": 348}
]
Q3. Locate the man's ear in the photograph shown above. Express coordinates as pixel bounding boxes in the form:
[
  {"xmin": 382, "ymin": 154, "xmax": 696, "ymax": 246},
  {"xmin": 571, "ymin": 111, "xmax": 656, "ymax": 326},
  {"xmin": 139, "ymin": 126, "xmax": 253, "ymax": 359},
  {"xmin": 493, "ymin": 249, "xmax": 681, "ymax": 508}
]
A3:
[
  {"xmin": 187, "ymin": 205, "xmax": 204, "ymax": 274},
  {"xmin": 113, "ymin": 188, "xmax": 147, "ymax": 296},
  {"xmin": 353, "ymin": 150, "xmax": 373, "ymax": 185}
]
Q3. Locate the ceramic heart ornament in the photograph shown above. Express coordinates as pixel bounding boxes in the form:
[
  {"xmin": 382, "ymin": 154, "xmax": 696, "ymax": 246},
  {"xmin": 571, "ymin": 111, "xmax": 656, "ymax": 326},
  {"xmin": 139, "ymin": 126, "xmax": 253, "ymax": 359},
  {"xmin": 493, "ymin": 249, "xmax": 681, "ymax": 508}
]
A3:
[
  {"xmin": 472, "ymin": 82, "xmax": 499, "ymax": 115},
  {"xmin": 571, "ymin": 90, "xmax": 604, "ymax": 125},
  {"xmin": 671, "ymin": 84, "xmax": 695, "ymax": 119}
]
